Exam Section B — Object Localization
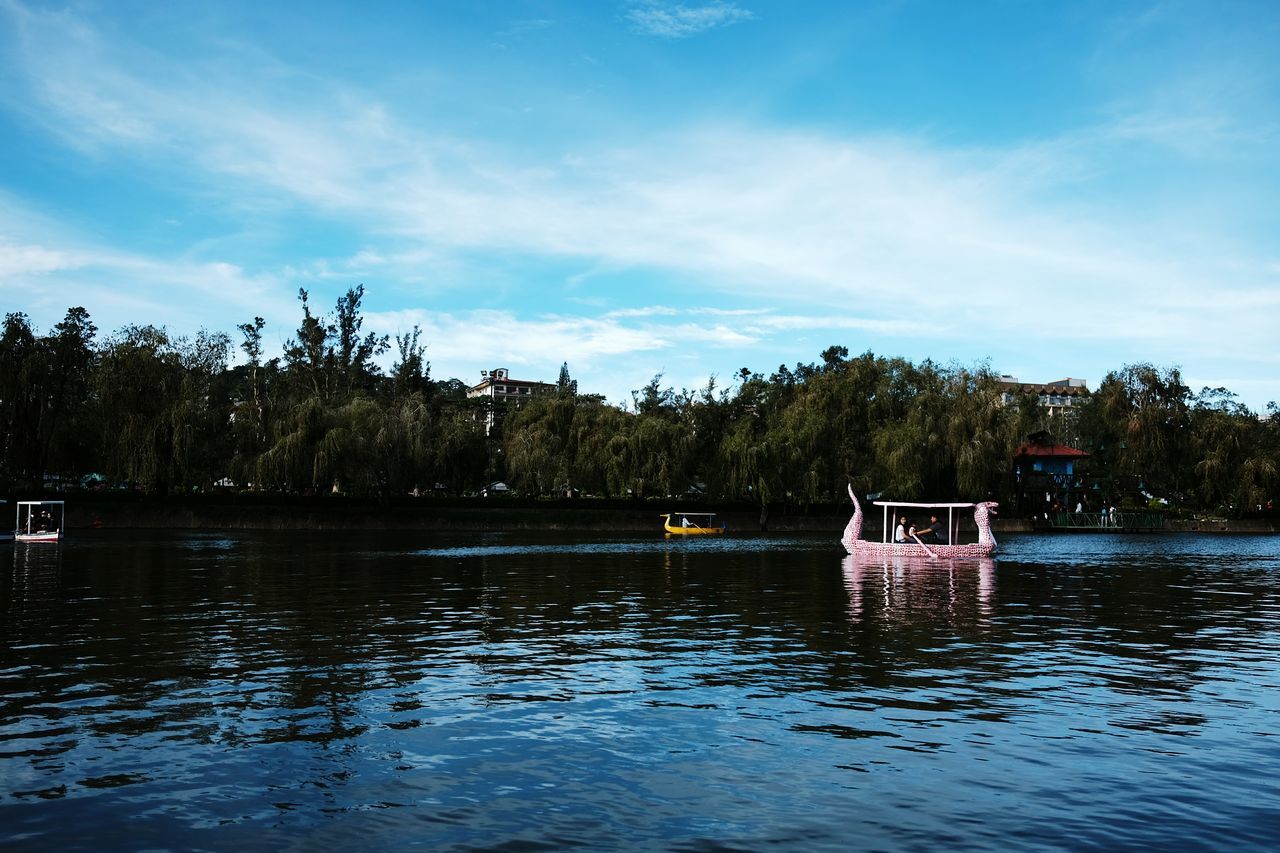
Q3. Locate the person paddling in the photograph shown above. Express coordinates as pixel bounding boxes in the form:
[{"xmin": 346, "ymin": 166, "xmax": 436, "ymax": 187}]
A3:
[{"xmin": 915, "ymin": 514, "xmax": 943, "ymax": 544}]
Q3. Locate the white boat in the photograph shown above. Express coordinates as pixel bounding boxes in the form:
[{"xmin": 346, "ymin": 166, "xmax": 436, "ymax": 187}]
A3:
[
  {"xmin": 841, "ymin": 485, "xmax": 998, "ymax": 558},
  {"xmin": 15, "ymin": 500, "xmax": 65, "ymax": 543}
]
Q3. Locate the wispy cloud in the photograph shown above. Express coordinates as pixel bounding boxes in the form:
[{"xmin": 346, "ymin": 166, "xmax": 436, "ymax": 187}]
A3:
[
  {"xmin": 1, "ymin": 1, "xmax": 1278, "ymax": 406},
  {"xmin": 0, "ymin": 238, "xmax": 86, "ymax": 278},
  {"xmin": 624, "ymin": 1, "xmax": 754, "ymax": 38},
  {"xmin": 0, "ymin": 201, "xmax": 296, "ymax": 336},
  {"xmin": 362, "ymin": 305, "xmax": 918, "ymax": 403},
  {"xmin": 0, "ymin": 2, "xmax": 1257, "ymax": 325}
]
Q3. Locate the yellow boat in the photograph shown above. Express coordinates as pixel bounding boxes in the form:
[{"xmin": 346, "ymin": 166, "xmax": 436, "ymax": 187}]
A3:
[{"xmin": 662, "ymin": 512, "xmax": 726, "ymax": 537}]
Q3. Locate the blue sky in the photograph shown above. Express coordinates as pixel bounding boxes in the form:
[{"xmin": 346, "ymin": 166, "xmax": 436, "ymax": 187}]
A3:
[{"xmin": 2, "ymin": 0, "xmax": 1278, "ymax": 409}]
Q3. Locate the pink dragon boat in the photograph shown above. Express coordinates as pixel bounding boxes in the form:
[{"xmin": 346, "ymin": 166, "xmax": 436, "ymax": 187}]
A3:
[{"xmin": 841, "ymin": 485, "xmax": 998, "ymax": 559}]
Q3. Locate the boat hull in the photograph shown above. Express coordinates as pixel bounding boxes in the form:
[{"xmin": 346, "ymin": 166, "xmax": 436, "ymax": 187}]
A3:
[
  {"xmin": 845, "ymin": 539, "xmax": 995, "ymax": 559},
  {"xmin": 15, "ymin": 532, "xmax": 61, "ymax": 543},
  {"xmin": 664, "ymin": 524, "xmax": 726, "ymax": 536}
]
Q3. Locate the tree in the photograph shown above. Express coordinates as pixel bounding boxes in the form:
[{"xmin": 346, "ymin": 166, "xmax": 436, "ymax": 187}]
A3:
[
  {"xmin": 170, "ymin": 330, "xmax": 233, "ymax": 491},
  {"xmin": 231, "ymin": 317, "xmax": 273, "ymax": 488},
  {"xmin": 282, "ymin": 286, "xmax": 389, "ymax": 402},
  {"xmin": 391, "ymin": 325, "xmax": 429, "ymax": 398},
  {"xmin": 96, "ymin": 325, "xmax": 185, "ymax": 493},
  {"xmin": 1190, "ymin": 388, "xmax": 1277, "ymax": 514},
  {"xmin": 942, "ymin": 365, "xmax": 1012, "ymax": 499},
  {"xmin": 0, "ymin": 313, "xmax": 41, "ymax": 487},
  {"xmin": 37, "ymin": 307, "xmax": 99, "ymax": 483},
  {"xmin": 266, "ymin": 286, "xmax": 392, "ymax": 494},
  {"xmin": 557, "ymin": 362, "xmax": 578, "ymax": 396},
  {"xmin": 1079, "ymin": 364, "xmax": 1191, "ymax": 500}
]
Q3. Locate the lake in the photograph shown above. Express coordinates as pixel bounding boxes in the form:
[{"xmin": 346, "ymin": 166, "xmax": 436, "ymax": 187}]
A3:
[{"xmin": 2, "ymin": 530, "xmax": 1278, "ymax": 850}]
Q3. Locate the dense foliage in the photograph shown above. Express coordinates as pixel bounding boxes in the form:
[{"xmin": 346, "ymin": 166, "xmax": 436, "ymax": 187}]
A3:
[{"xmin": 2, "ymin": 294, "xmax": 1277, "ymax": 515}]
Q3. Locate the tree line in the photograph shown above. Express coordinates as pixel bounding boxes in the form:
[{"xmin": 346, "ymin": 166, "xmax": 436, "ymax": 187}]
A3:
[{"xmin": 2, "ymin": 288, "xmax": 1277, "ymax": 516}]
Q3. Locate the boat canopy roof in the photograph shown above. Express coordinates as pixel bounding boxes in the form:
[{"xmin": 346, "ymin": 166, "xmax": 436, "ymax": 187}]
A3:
[
  {"xmin": 668, "ymin": 511, "xmax": 718, "ymax": 516},
  {"xmin": 18, "ymin": 500, "xmax": 64, "ymax": 506},
  {"xmin": 872, "ymin": 500, "xmax": 976, "ymax": 508}
]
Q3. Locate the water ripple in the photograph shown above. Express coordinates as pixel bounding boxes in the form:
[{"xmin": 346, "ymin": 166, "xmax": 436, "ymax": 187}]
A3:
[{"xmin": 2, "ymin": 530, "xmax": 1278, "ymax": 850}]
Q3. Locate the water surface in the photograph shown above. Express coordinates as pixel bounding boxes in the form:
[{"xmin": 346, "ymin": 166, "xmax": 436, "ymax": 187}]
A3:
[{"xmin": 2, "ymin": 531, "xmax": 1278, "ymax": 850}]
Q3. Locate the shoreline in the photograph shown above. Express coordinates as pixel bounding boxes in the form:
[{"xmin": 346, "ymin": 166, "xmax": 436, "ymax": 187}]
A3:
[{"xmin": 38, "ymin": 495, "xmax": 1278, "ymax": 534}]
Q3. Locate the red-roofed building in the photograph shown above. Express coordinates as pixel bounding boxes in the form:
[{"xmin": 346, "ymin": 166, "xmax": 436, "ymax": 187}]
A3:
[
  {"xmin": 1014, "ymin": 434, "xmax": 1092, "ymax": 517},
  {"xmin": 1015, "ymin": 443, "xmax": 1090, "ymax": 470}
]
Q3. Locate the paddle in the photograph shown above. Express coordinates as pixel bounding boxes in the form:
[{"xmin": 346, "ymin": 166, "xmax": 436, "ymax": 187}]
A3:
[{"xmin": 910, "ymin": 533, "xmax": 939, "ymax": 559}]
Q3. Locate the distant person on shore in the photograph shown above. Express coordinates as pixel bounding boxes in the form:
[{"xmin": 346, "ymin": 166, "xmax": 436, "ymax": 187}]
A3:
[
  {"xmin": 1100, "ymin": 503, "xmax": 1108, "ymax": 527},
  {"xmin": 894, "ymin": 515, "xmax": 908, "ymax": 543}
]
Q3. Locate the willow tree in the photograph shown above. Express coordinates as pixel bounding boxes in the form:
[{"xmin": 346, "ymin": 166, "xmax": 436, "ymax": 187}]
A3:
[
  {"xmin": 503, "ymin": 395, "xmax": 570, "ymax": 496},
  {"xmin": 717, "ymin": 369, "xmax": 789, "ymax": 509},
  {"xmin": 96, "ymin": 325, "xmax": 186, "ymax": 493},
  {"xmin": 620, "ymin": 411, "xmax": 691, "ymax": 498},
  {"xmin": 262, "ymin": 286, "xmax": 392, "ymax": 494},
  {"xmin": 942, "ymin": 365, "xmax": 1015, "ymax": 499},
  {"xmin": 1079, "ymin": 363, "xmax": 1191, "ymax": 498},
  {"xmin": 169, "ymin": 329, "xmax": 233, "ymax": 491},
  {"xmin": 434, "ymin": 406, "xmax": 488, "ymax": 494},
  {"xmin": 1190, "ymin": 388, "xmax": 1277, "ymax": 514},
  {"xmin": 676, "ymin": 377, "xmax": 731, "ymax": 499},
  {"xmin": 571, "ymin": 400, "xmax": 630, "ymax": 497},
  {"xmin": 867, "ymin": 359, "xmax": 949, "ymax": 499}
]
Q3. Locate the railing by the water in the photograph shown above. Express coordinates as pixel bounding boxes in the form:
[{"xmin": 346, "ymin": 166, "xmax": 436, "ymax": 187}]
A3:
[{"xmin": 1047, "ymin": 511, "xmax": 1165, "ymax": 531}]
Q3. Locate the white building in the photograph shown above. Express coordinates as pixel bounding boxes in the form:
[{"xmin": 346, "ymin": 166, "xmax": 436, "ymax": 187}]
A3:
[
  {"xmin": 467, "ymin": 368, "xmax": 556, "ymax": 433},
  {"xmin": 999, "ymin": 376, "xmax": 1089, "ymax": 417}
]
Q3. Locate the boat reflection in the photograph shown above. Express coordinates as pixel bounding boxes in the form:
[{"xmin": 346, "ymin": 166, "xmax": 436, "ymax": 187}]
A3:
[
  {"xmin": 842, "ymin": 554, "xmax": 996, "ymax": 626},
  {"xmin": 6, "ymin": 541, "xmax": 64, "ymax": 617}
]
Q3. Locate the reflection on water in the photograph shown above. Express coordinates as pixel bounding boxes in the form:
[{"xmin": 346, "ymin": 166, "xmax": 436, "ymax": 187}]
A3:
[
  {"xmin": 1, "ymin": 531, "xmax": 1278, "ymax": 850},
  {"xmin": 843, "ymin": 555, "xmax": 996, "ymax": 625}
]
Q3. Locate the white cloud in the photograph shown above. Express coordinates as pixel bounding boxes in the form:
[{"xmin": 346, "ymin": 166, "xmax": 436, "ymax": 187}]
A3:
[
  {"xmin": 1, "ymin": 1, "xmax": 1278, "ymax": 407},
  {"xmin": 604, "ymin": 306, "xmax": 681, "ymax": 319},
  {"xmin": 361, "ymin": 305, "xmax": 922, "ymax": 403},
  {"xmin": 624, "ymin": 1, "xmax": 754, "ymax": 39},
  {"xmin": 0, "ymin": 238, "xmax": 85, "ymax": 277},
  {"xmin": 0, "ymin": 204, "xmax": 297, "ymax": 339}
]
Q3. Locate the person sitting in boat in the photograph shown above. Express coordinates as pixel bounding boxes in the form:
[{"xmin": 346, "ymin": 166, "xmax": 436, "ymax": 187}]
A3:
[
  {"xmin": 894, "ymin": 516, "xmax": 908, "ymax": 543},
  {"xmin": 915, "ymin": 515, "xmax": 943, "ymax": 543}
]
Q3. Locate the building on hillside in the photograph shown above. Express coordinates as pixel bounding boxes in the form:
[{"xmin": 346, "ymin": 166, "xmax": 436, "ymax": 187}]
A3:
[
  {"xmin": 999, "ymin": 376, "xmax": 1089, "ymax": 417},
  {"xmin": 467, "ymin": 368, "xmax": 556, "ymax": 434}
]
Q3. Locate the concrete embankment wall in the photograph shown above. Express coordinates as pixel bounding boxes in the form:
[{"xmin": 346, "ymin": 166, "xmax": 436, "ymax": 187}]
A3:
[{"xmin": 1165, "ymin": 518, "xmax": 1278, "ymax": 534}]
